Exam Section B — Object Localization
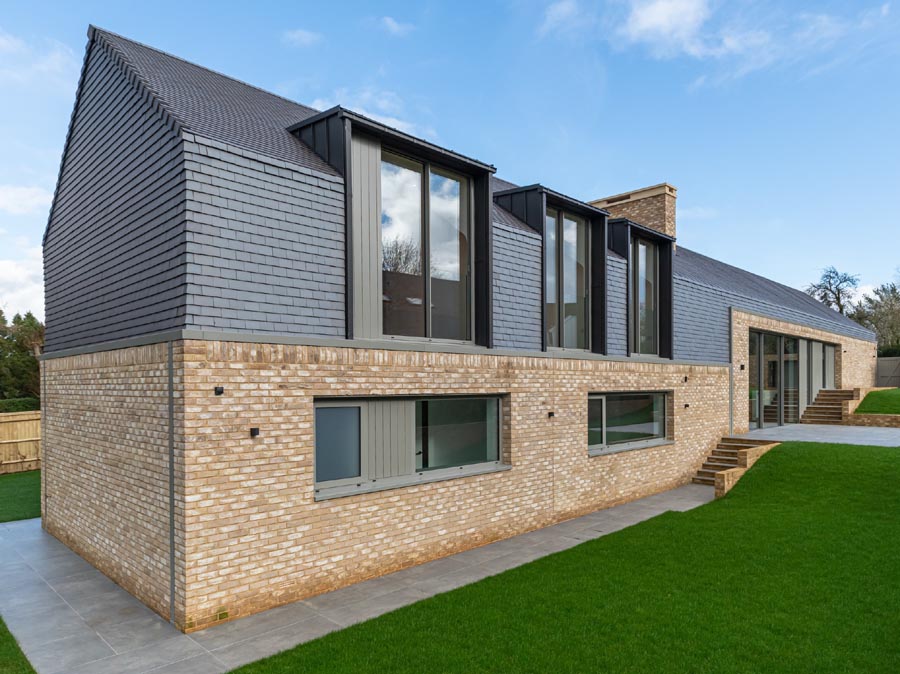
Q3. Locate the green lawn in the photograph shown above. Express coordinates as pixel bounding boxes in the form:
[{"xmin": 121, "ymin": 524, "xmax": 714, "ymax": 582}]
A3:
[
  {"xmin": 855, "ymin": 388, "xmax": 900, "ymax": 415},
  {"xmin": 0, "ymin": 470, "xmax": 40, "ymax": 523},
  {"xmin": 232, "ymin": 442, "xmax": 900, "ymax": 673},
  {"xmin": 0, "ymin": 619, "xmax": 34, "ymax": 674}
]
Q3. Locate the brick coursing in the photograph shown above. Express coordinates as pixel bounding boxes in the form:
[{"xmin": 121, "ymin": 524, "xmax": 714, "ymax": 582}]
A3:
[{"xmin": 604, "ymin": 192, "xmax": 676, "ymax": 238}]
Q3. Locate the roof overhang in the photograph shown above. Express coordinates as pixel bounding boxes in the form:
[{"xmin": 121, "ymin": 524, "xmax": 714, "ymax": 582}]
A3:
[{"xmin": 492, "ymin": 184, "xmax": 609, "ymax": 234}]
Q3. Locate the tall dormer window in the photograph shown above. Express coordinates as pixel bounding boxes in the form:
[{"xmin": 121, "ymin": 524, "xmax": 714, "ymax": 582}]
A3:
[
  {"xmin": 545, "ymin": 208, "xmax": 589, "ymax": 349},
  {"xmin": 380, "ymin": 151, "xmax": 471, "ymax": 341},
  {"xmin": 631, "ymin": 236, "xmax": 659, "ymax": 355}
]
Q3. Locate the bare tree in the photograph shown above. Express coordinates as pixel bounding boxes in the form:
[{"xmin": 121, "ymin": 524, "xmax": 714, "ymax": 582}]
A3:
[
  {"xmin": 382, "ymin": 236, "xmax": 422, "ymax": 275},
  {"xmin": 804, "ymin": 266, "xmax": 859, "ymax": 315}
]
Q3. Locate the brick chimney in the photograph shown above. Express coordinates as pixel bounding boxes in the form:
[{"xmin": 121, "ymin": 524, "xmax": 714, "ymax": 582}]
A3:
[{"xmin": 590, "ymin": 183, "xmax": 677, "ymax": 239}]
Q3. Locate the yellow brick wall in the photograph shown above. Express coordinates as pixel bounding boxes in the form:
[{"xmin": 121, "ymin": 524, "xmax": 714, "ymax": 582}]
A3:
[
  {"xmin": 731, "ymin": 310, "xmax": 878, "ymax": 433},
  {"xmin": 41, "ymin": 343, "xmax": 186, "ymax": 624},
  {"xmin": 179, "ymin": 340, "xmax": 730, "ymax": 630}
]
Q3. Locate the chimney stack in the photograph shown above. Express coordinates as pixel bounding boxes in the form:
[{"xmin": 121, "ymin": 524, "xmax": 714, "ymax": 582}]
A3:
[{"xmin": 590, "ymin": 183, "xmax": 677, "ymax": 239}]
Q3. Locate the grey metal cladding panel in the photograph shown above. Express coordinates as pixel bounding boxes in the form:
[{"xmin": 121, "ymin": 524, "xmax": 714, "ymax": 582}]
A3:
[
  {"xmin": 492, "ymin": 223, "xmax": 542, "ymax": 350},
  {"xmin": 183, "ymin": 141, "xmax": 346, "ymax": 337},
  {"xmin": 43, "ymin": 40, "xmax": 187, "ymax": 352},
  {"xmin": 606, "ymin": 255, "xmax": 628, "ymax": 356}
]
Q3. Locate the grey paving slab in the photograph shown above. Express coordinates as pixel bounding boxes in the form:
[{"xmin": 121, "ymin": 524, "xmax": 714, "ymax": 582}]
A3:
[
  {"xmin": 0, "ymin": 482, "xmax": 714, "ymax": 673},
  {"xmin": 741, "ymin": 423, "xmax": 900, "ymax": 446}
]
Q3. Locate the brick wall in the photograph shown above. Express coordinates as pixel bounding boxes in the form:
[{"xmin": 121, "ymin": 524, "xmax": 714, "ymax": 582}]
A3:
[
  {"xmin": 731, "ymin": 310, "xmax": 878, "ymax": 433},
  {"xmin": 179, "ymin": 340, "xmax": 730, "ymax": 630},
  {"xmin": 41, "ymin": 343, "xmax": 185, "ymax": 624}
]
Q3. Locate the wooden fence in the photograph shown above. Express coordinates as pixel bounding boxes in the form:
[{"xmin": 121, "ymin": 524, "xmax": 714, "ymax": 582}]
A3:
[
  {"xmin": 877, "ymin": 357, "xmax": 900, "ymax": 388},
  {"xmin": 0, "ymin": 411, "xmax": 41, "ymax": 475}
]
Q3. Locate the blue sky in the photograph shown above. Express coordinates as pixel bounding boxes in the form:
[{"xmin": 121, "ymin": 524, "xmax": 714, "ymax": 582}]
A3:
[{"xmin": 1, "ymin": 0, "xmax": 899, "ymax": 320}]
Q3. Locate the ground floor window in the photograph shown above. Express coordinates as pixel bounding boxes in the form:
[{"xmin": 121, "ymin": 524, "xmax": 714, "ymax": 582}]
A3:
[
  {"xmin": 588, "ymin": 392, "xmax": 668, "ymax": 454},
  {"xmin": 315, "ymin": 396, "xmax": 504, "ymax": 498}
]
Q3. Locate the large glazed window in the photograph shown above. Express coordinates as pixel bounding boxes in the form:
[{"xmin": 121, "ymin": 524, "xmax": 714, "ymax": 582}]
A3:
[
  {"xmin": 631, "ymin": 237, "xmax": 659, "ymax": 355},
  {"xmin": 545, "ymin": 209, "xmax": 589, "ymax": 349},
  {"xmin": 380, "ymin": 151, "xmax": 471, "ymax": 341},
  {"xmin": 416, "ymin": 398, "xmax": 499, "ymax": 471},
  {"xmin": 588, "ymin": 392, "xmax": 668, "ymax": 454},
  {"xmin": 314, "ymin": 396, "xmax": 504, "ymax": 498}
]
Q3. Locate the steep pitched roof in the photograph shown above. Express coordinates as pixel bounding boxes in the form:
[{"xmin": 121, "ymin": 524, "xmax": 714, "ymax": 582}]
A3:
[
  {"xmin": 674, "ymin": 246, "xmax": 875, "ymax": 340},
  {"xmin": 90, "ymin": 26, "xmax": 336, "ymax": 174}
]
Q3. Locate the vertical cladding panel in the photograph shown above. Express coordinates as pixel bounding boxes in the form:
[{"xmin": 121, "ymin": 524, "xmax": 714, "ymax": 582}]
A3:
[
  {"xmin": 350, "ymin": 133, "xmax": 382, "ymax": 338},
  {"xmin": 43, "ymin": 40, "xmax": 187, "ymax": 352},
  {"xmin": 606, "ymin": 254, "xmax": 628, "ymax": 356},
  {"xmin": 492, "ymin": 223, "xmax": 542, "ymax": 350},
  {"xmin": 183, "ymin": 137, "xmax": 346, "ymax": 337}
]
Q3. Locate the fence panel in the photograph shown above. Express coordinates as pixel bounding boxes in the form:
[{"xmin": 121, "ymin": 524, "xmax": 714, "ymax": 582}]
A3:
[
  {"xmin": 876, "ymin": 357, "xmax": 900, "ymax": 388},
  {"xmin": 0, "ymin": 411, "xmax": 41, "ymax": 475}
]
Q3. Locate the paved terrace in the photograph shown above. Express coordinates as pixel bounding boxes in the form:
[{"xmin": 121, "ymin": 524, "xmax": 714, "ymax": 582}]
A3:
[
  {"xmin": 742, "ymin": 423, "xmax": 900, "ymax": 447},
  {"xmin": 0, "ymin": 484, "xmax": 713, "ymax": 674}
]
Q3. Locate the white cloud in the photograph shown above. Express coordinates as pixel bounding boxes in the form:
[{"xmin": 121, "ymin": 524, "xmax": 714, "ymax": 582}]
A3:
[
  {"xmin": 0, "ymin": 28, "xmax": 79, "ymax": 89},
  {"xmin": 282, "ymin": 28, "xmax": 323, "ymax": 47},
  {"xmin": 538, "ymin": 0, "xmax": 588, "ymax": 37},
  {"xmin": 851, "ymin": 284, "xmax": 877, "ymax": 305},
  {"xmin": 616, "ymin": 1, "xmax": 896, "ymax": 84},
  {"xmin": 0, "ymin": 185, "xmax": 53, "ymax": 216},
  {"xmin": 312, "ymin": 86, "xmax": 436, "ymax": 139},
  {"xmin": 0, "ymin": 244, "xmax": 43, "ymax": 320},
  {"xmin": 380, "ymin": 17, "xmax": 415, "ymax": 36}
]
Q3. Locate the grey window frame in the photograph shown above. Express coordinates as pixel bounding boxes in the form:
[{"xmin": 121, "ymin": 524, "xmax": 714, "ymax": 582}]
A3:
[
  {"xmin": 545, "ymin": 207, "xmax": 591, "ymax": 351},
  {"xmin": 630, "ymin": 236, "xmax": 660, "ymax": 356},
  {"xmin": 380, "ymin": 149, "xmax": 475, "ymax": 345},
  {"xmin": 314, "ymin": 395, "xmax": 507, "ymax": 500},
  {"xmin": 313, "ymin": 400, "xmax": 370, "ymax": 489},
  {"xmin": 587, "ymin": 391, "xmax": 670, "ymax": 457}
]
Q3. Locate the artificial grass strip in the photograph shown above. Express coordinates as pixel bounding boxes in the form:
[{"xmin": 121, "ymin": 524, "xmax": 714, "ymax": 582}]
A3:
[
  {"xmin": 231, "ymin": 442, "xmax": 900, "ymax": 674},
  {"xmin": 854, "ymin": 387, "xmax": 900, "ymax": 415},
  {"xmin": 0, "ymin": 470, "xmax": 40, "ymax": 522}
]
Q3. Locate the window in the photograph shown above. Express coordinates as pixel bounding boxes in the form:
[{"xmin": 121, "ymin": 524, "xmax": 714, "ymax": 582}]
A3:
[
  {"xmin": 631, "ymin": 237, "xmax": 658, "ymax": 355},
  {"xmin": 315, "ymin": 396, "xmax": 503, "ymax": 497},
  {"xmin": 380, "ymin": 151, "xmax": 471, "ymax": 341},
  {"xmin": 587, "ymin": 392, "xmax": 668, "ymax": 454},
  {"xmin": 545, "ymin": 208, "xmax": 589, "ymax": 349}
]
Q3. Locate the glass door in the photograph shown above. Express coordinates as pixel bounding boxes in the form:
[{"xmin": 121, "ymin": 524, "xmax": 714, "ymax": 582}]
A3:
[
  {"xmin": 762, "ymin": 333, "xmax": 781, "ymax": 427},
  {"xmin": 748, "ymin": 331, "xmax": 761, "ymax": 429},
  {"xmin": 783, "ymin": 337, "xmax": 800, "ymax": 424}
]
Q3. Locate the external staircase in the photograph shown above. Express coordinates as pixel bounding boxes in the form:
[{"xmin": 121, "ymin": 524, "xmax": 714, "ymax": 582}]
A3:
[
  {"xmin": 692, "ymin": 436, "xmax": 777, "ymax": 486},
  {"xmin": 800, "ymin": 389, "xmax": 854, "ymax": 425}
]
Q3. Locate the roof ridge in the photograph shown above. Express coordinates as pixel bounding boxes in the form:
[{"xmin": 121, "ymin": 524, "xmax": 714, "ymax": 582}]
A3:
[{"xmin": 88, "ymin": 25, "xmax": 318, "ymax": 118}]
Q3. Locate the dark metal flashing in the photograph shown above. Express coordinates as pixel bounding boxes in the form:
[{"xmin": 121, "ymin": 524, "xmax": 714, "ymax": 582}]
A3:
[
  {"xmin": 608, "ymin": 217, "xmax": 676, "ymax": 243},
  {"xmin": 474, "ymin": 173, "xmax": 493, "ymax": 348},
  {"xmin": 288, "ymin": 106, "xmax": 495, "ymax": 176},
  {"xmin": 493, "ymin": 184, "xmax": 609, "ymax": 236},
  {"xmin": 342, "ymin": 117, "xmax": 354, "ymax": 339}
]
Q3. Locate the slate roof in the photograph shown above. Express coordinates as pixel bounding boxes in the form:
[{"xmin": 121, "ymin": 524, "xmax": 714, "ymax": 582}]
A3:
[
  {"xmin": 674, "ymin": 246, "xmax": 874, "ymax": 340},
  {"xmin": 91, "ymin": 27, "xmax": 337, "ymax": 175}
]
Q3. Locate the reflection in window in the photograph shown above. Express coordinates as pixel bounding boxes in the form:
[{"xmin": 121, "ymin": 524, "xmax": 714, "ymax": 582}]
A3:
[
  {"xmin": 381, "ymin": 154, "xmax": 425, "ymax": 337},
  {"xmin": 632, "ymin": 237, "xmax": 658, "ymax": 355},
  {"xmin": 315, "ymin": 406, "xmax": 361, "ymax": 483},
  {"xmin": 416, "ymin": 398, "xmax": 499, "ymax": 471},
  {"xmin": 545, "ymin": 209, "xmax": 588, "ymax": 349},
  {"xmin": 380, "ymin": 152, "xmax": 470, "ymax": 340},
  {"xmin": 605, "ymin": 393, "xmax": 665, "ymax": 446}
]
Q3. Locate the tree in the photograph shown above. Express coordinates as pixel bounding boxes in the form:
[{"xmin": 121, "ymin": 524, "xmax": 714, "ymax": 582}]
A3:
[
  {"xmin": 0, "ymin": 310, "xmax": 45, "ymax": 400},
  {"xmin": 805, "ymin": 267, "xmax": 859, "ymax": 315},
  {"xmin": 850, "ymin": 283, "xmax": 900, "ymax": 353}
]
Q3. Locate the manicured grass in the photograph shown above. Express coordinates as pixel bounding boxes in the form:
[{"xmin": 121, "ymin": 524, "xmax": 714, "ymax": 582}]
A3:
[
  {"xmin": 232, "ymin": 442, "xmax": 900, "ymax": 673},
  {"xmin": 0, "ymin": 618, "xmax": 34, "ymax": 674},
  {"xmin": 0, "ymin": 470, "xmax": 41, "ymax": 522},
  {"xmin": 855, "ymin": 388, "xmax": 900, "ymax": 415}
]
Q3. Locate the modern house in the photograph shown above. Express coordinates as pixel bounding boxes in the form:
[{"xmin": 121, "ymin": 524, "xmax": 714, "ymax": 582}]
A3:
[{"xmin": 40, "ymin": 27, "xmax": 877, "ymax": 632}]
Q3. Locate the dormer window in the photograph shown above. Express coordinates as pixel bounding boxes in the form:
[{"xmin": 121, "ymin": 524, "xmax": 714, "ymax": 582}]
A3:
[
  {"xmin": 545, "ymin": 209, "xmax": 589, "ymax": 349},
  {"xmin": 631, "ymin": 236, "xmax": 659, "ymax": 355},
  {"xmin": 380, "ymin": 152, "xmax": 471, "ymax": 341}
]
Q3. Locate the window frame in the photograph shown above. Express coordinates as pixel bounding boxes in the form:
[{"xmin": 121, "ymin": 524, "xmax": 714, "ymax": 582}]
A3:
[
  {"xmin": 313, "ymin": 395, "xmax": 507, "ymax": 500},
  {"xmin": 630, "ymin": 235, "xmax": 660, "ymax": 356},
  {"xmin": 545, "ymin": 206, "xmax": 591, "ymax": 351},
  {"xmin": 587, "ymin": 391, "xmax": 670, "ymax": 456},
  {"xmin": 380, "ymin": 148, "xmax": 475, "ymax": 345}
]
